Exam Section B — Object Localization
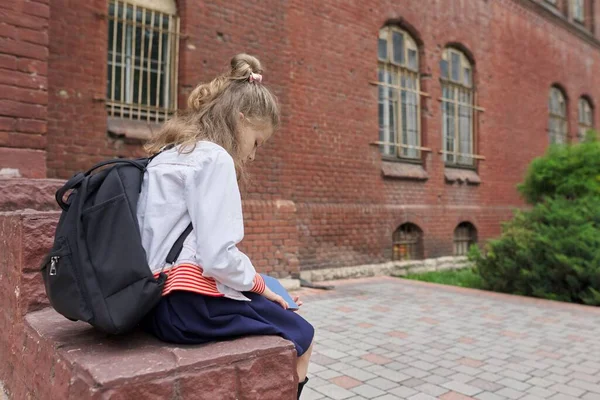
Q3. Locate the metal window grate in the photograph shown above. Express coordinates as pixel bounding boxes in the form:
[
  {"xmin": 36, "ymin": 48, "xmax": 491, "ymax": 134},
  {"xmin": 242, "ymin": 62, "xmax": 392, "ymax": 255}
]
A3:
[
  {"xmin": 107, "ymin": 0, "xmax": 180, "ymax": 123},
  {"xmin": 377, "ymin": 27, "xmax": 424, "ymax": 160},
  {"xmin": 393, "ymin": 223, "xmax": 423, "ymax": 261},
  {"xmin": 453, "ymin": 222, "xmax": 477, "ymax": 256}
]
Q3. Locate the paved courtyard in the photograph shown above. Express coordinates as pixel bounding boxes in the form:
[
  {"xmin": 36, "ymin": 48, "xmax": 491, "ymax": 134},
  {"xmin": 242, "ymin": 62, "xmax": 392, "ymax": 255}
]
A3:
[{"xmin": 297, "ymin": 277, "xmax": 600, "ymax": 400}]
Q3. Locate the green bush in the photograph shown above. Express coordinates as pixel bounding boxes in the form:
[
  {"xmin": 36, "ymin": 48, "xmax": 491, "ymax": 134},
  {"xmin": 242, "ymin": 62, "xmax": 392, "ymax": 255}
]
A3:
[
  {"xmin": 471, "ymin": 133, "xmax": 600, "ymax": 305},
  {"xmin": 518, "ymin": 132, "xmax": 600, "ymax": 204}
]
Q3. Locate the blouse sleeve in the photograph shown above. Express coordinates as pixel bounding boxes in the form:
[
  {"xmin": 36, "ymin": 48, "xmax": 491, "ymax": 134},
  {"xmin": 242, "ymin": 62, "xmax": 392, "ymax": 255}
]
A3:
[{"xmin": 183, "ymin": 148, "xmax": 264, "ymax": 293}]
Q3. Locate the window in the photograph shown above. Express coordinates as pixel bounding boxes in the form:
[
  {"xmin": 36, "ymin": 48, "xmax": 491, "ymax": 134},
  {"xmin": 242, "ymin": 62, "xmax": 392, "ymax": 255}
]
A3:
[
  {"xmin": 549, "ymin": 87, "xmax": 568, "ymax": 144},
  {"xmin": 392, "ymin": 223, "xmax": 423, "ymax": 261},
  {"xmin": 378, "ymin": 27, "xmax": 422, "ymax": 160},
  {"xmin": 572, "ymin": 0, "xmax": 585, "ymax": 23},
  {"xmin": 453, "ymin": 222, "xmax": 477, "ymax": 256},
  {"xmin": 440, "ymin": 48, "xmax": 477, "ymax": 167},
  {"xmin": 107, "ymin": 0, "xmax": 180, "ymax": 123},
  {"xmin": 578, "ymin": 97, "xmax": 594, "ymax": 140}
]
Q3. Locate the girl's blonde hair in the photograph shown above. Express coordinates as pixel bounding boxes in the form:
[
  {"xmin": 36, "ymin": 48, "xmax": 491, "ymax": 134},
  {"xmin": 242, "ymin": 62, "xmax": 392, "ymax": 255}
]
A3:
[{"xmin": 145, "ymin": 54, "xmax": 280, "ymax": 179}]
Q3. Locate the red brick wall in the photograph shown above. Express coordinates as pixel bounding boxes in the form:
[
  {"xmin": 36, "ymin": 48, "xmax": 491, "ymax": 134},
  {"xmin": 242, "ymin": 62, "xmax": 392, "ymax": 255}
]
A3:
[
  {"xmin": 0, "ymin": 0, "xmax": 49, "ymax": 178},
  {"xmin": 41, "ymin": 0, "xmax": 600, "ymax": 271}
]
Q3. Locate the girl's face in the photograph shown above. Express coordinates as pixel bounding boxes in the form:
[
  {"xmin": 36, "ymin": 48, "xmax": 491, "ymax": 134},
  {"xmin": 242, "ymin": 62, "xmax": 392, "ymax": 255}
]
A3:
[{"xmin": 238, "ymin": 114, "xmax": 273, "ymax": 162}]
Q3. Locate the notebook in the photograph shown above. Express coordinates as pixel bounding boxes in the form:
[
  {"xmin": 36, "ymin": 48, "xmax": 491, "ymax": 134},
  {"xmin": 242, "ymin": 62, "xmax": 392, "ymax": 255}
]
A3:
[{"xmin": 260, "ymin": 274, "xmax": 299, "ymax": 311}]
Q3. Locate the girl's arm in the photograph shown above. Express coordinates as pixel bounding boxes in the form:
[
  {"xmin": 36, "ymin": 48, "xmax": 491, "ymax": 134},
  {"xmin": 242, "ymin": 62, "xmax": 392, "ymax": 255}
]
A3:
[{"xmin": 184, "ymin": 147, "xmax": 264, "ymax": 294}]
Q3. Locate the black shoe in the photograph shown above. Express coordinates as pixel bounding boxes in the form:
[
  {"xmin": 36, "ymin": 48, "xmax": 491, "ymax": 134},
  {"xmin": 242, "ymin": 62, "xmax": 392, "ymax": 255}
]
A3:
[{"xmin": 297, "ymin": 377, "xmax": 309, "ymax": 399}]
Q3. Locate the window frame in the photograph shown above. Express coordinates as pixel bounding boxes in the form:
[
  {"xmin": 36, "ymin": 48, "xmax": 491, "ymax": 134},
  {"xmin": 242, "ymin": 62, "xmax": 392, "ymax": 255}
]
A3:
[
  {"xmin": 453, "ymin": 222, "xmax": 477, "ymax": 256},
  {"xmin": 440, "ymin": 47, "xmax": 481, "ymax": 168},
  {"xmin": 572, "ymin": 0, "xmax": 585, "ymax": 23},
  {"xmin": 578, "ymin": 96, "xmax": 594, "ymax": 140},
  {"xmin": 548, "ymin": 86, "xmax": 568, "ymax": 144},
  {"xmin": 377, "ymin": 26, "xmax": 425, "ymax": 162},
  {"xmin": 106, "ymin": 0, "xmax": 180, "ymax": 123},
  {"xmin": 392, "ymin": 223, "xmax": 424, "ymax": 261}
]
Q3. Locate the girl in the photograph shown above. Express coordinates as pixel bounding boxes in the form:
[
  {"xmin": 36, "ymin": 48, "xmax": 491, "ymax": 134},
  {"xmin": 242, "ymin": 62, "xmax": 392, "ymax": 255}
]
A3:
[{"xmin": 137, "ymin": 54, "xmax": 314, "ymax": 399}]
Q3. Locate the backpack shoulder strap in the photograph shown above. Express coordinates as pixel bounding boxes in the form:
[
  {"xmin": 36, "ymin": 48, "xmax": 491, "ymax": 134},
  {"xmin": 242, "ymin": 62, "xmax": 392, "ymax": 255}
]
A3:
[{"xmin": 166, "ymin": 222, "xmax": 193, "ymax": 265}]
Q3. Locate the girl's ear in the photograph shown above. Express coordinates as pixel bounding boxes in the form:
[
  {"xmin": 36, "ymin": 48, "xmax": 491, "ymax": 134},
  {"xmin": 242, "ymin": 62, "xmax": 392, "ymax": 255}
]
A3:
[{"xmin": 239, "ymin": 112, "xmax": 245, "ymax": 121}]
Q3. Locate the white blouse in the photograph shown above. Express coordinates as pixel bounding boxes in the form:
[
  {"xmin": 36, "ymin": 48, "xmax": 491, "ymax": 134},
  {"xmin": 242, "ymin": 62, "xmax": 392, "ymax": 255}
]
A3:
[{"xmin": 136, "ymin": 141, "xmax": 258, "ymax": 300}]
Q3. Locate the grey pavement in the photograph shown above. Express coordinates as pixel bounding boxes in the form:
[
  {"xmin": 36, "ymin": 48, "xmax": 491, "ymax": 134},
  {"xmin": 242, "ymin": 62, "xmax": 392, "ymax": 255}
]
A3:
[{"xmin": 296, "ymin": 277, "xmax": 600, "ymax": 400}]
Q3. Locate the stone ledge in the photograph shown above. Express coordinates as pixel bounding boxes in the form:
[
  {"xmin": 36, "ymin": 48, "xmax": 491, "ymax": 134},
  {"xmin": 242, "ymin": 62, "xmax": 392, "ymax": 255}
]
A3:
[
  {"xmin": 444, "ymin": 168, "xmax": 481, "ymax": 185},
  {"xmin": 300, "ymin": 256, "xmax": 470, "ymax": 282},
  {"xmin": 107, "ymin": 117, "xmax": 162, "ymax": 142},
  {"xmin": 3, "ymin": 308, "xmax": 297, "ymax": 400},
  {"xmin": 381, "ymin": 161, "xmax": 428, "ymax": 181},
  {"xmin": 0, "ymin": 178, "xmax": 63, "ymax": 212}
]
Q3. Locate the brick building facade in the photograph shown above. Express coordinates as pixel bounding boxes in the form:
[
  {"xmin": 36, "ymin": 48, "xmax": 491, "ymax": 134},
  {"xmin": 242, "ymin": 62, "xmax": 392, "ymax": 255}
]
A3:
[{"xmin": 1, "ymin": 0, "xmax": 599, "ymax": 275}]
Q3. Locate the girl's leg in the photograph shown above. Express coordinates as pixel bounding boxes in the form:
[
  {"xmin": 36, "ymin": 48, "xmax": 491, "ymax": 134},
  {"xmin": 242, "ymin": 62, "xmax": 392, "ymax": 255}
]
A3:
[{"xmin": 297, "ymin": 339, "xmax": 314, "ymax": 382}]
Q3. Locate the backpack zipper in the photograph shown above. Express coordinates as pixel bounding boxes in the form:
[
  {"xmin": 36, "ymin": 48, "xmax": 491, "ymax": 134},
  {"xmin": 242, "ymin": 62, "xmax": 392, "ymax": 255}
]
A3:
[{"xmin": 49, "ymin": 256, "xmax": 59, "ymax": 276}]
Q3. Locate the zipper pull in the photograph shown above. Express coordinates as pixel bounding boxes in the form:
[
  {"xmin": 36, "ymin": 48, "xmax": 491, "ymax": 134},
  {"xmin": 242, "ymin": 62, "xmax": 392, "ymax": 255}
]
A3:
[{"xmin": 49, "ymin": 256, "xmax": 59, "ymax": 276}]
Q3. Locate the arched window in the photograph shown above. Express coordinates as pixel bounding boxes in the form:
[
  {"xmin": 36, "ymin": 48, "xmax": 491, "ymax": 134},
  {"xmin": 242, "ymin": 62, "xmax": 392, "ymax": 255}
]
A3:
[
  {"xmin": 440, "ymin": 48, "xmax": 476, "ymax": 167},
  {"xmin": 378, "ymin": 26, "xmax": 422, "ymax": 159},
  {"xmin": 392, "ymin": 223, "xmax": 423, "ymax": 261},
  {"xmin": 549, "ymin": 87, "xmax": 568, "ymax": 144},
  {"xmin": 107, "ymin": 0, "xmax": 180, "ymax": 122},
  {"xmin": 453, "ymin": 222, "xmax": 477, "ymax": 256},
  {"xmin": 578, "ymin": 97, "xmax": 594, "ymax": 141},
  {"xmin": 572, "ymin": 0, "xmax": 585, "ymax": 23}
]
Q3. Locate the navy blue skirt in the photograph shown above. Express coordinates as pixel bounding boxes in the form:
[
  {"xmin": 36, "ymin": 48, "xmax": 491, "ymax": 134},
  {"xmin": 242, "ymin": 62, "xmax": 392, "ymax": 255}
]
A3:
[{"xmin": 142, "ymin": 291, "xmax": 314, "ymax": 357}]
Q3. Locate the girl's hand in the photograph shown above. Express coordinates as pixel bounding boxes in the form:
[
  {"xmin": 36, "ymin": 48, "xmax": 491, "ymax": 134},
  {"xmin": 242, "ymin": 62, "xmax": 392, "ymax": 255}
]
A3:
[
  {"xmin": 261, "ymin": 287, "xmax": 288, "ymax": 309},
  {"xmin": 293, "ymin": 295, "xmax": 303, "ymax": 308}
]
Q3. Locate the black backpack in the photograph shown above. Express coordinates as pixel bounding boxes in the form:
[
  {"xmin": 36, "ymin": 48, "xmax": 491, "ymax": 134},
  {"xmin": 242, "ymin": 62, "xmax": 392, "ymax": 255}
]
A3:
[{"xmin": 41, "ymin": 153, "xmax": 192, "ymax": 335}]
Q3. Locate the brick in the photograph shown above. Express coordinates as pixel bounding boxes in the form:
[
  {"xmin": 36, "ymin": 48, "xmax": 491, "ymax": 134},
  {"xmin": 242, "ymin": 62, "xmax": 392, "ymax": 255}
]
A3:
[
  {"xmin": 0, "ymin": 117, "xmax": 16, "ymax": 131},
  {"xmin": 0, "ymin": 85, "xmax": 47, "ymax": 105},
  {"xmin": 0, "ymin": 37, "xmax": 47, "ymax": 61},
  {"xmin": 17, "ymin": 27, "xmax": 48, "ymax": 46},
  {"xmin": 0, "ymin": 69, "xmax": 46, "ymax": 91},
  {"xmin": 16, "ymin": 118, "xmax": 46, "ymax": 134},
  {"xmin": 22, "ymin": 1, "xmax": 50, "ymax": 18},
  {"xmin": 0, "ymin": 147, "xmax": 46, "ymax": 177}
]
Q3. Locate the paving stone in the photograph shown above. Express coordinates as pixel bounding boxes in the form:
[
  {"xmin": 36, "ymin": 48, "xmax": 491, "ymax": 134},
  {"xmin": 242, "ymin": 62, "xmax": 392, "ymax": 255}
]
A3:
[
  {"xmin": 314, "ymin": 383, "xmax": 357, "ymax": 400},
  {"xmin": 366, "ymin": 377, "xmax": 398, "ymax": 391},
  {"xmin": 497, "ymin": 377, "xmax": 530, "ymax": 391},
  {"xmin": 351, "ymin": 384, "xmax": 387, "ymax": 399},
  {"xmin": 467, "ymin": 378, "xmax": 503, "ymax": 392},
  {"xmin": 296, "ymin": 278, "xmax": 600, "ymax": 400},
  {"xmin": 442, "ymin": 381, "xmax": 482, "ymax": 396},
  {"xmin": 414, "ymin": 383, "xmax": 449, "ymax": 397},
  {"xmin": 407, "ymin": 394, "xmax": 438, "ymax": 400},
  {"xmin": 475, "ymin": 392, "xmax": 507, "ymax": 400},
  {"xmin": 389, "ymin": 386, "xmax": 418, "ymax": 398},
  {"xmin": 495, "ymin": 388, "xmax": 526, "ymax": 400}
]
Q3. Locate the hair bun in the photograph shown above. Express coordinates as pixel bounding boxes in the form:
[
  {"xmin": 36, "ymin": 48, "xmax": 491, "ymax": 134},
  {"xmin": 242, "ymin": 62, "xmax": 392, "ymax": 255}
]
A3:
[{"xmin": 230, "ymin": 53, "xmax": 263, "ymax": 79}]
